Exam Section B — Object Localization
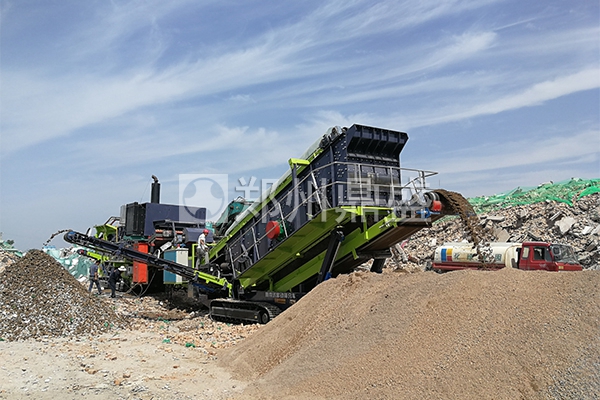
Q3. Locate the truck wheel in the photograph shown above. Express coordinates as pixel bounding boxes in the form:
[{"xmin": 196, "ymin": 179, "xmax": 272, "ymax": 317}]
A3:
[{"xmin": 259, "ymin": 310, "xmax": 270, "ymax": 324}]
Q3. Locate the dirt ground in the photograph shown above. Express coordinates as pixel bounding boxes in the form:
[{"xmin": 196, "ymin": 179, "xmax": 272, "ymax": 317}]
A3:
[
  {"xmin": 0, "ymin": 326, "xmax": 245, "ymax": 400},
  {"xmin": 2, "ymin": 265, "xmax": 599, "ymax": 399},
  {"xmin": 0, "ymin": 250, "xmax": 255, "ymax": 399}
]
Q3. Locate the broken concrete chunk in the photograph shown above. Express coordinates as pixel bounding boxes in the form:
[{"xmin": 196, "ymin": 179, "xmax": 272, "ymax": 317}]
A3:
[
  {"xmin": 577, "ymin": 202, "xmax": 589, "ymax": 211},
  {"xmin": 486, "ymin": 215, "xmax": 505, "ymax": 222},
  {"xmin": 578, "ymin": 253, "xmax": 592, "ymax": 265},
  {"xmin": 493, "ymin": 228, "xmax": 510, "ymax": 242},
  {"xmin": 581, "ymin": 226, "xmax": 594, "ymax": 235},
  {"xmin": 556, "ymin": 217, "xmax": 576, "ymax": 235},
  {"xmin": 528, "ymin": 232, "xmax": 542, "ymax": 241},
  {"xmin": 549, "ymin": 212, "xmax": 563, "ymax": 222},
  {"xmin": 585, "ymin": 241, "xmax": 598, "ymax": 252}
]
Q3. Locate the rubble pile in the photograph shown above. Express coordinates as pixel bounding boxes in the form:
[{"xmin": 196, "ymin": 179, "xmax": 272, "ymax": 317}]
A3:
[
  {"xmin": 391, "ymin": 192, "xmax": 600, "ymax": 271},
  {"xmin": 0, "ymin": 250, "xmax": 129, "ymax": 341},
  {"xmin": 0, "ymin": 248, "xmax": 20, "ymax": 275},
  {"xmin": 0, "ymin": 234, "xmax": 22, "ymax": 275}
]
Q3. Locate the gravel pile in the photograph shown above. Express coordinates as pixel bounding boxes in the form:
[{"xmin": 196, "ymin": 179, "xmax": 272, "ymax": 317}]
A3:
[
  {"xmin": 0, "ymin": 250, "xmax": 129, "ymax": 341},
  {"xmin": 390, "ymin": 193, "xmax": 600, "ymax": 272}
]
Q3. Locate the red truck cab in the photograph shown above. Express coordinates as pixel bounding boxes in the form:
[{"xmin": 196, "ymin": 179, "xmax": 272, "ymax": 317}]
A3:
[{"xmin": 518, "ymin": 242, "xmax": 582, "ymax": 271}]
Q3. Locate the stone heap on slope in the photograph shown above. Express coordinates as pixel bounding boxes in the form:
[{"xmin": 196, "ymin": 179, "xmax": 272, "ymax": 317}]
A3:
[{"xmin": 0, "ymin": 250, "xmax": 129, "ymax": 341}]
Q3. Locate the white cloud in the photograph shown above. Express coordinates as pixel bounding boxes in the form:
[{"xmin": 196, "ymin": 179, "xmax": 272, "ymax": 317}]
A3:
[
  {"xmin": 0, "ymin": 1, "xmax": 505, "ymax": 156},
  {"xmin": 465, "ymin": 69, "xmax": 600, "ymax": 117},
  {"xmin": 228, "ymin": 94, "xmax": 256, "ymax": 103},
  {"xmin": 51, "ymin": 122, "xmax": 321, "ymax": 176},
  {"xmin": 0, "ymin": 43, "xmax": 301, "ymax": 155},
  {"xmin": 424, "ymin": 129, "xmax": 600, "ymax": 174},
  {"xmin": 403, "ymin": 68, "xmax": 600, "ymax": 129}
]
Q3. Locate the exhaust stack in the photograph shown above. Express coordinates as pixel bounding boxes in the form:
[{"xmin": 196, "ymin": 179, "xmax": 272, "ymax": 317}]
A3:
[{"xmin": 151, "ymin": 175, "xmax": 160, "ymax": 204}]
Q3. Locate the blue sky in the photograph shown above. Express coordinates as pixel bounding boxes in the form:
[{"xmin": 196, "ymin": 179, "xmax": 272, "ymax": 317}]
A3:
[{"xmin": 1, "ymin": 0, "xmax": 599, "ymax": 251}]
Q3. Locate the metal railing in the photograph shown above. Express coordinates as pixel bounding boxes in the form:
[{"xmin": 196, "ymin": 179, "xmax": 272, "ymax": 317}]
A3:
[{"xmin": 223, "ymin": 161, "xmax": 438, "ymax": 269}]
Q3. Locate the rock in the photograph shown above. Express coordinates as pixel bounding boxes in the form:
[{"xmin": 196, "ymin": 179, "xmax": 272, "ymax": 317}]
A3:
[
  {"xmin": 578, "ymin": 253, "xmax": 592, "ymax": 265},
  {"xmin": 549, "ymin": 211, "xmax": 563, "ymax": 222},
  {"xmin": 556, "ymin": 217, "xmax": 576, "ymax": 235},
  {"xmin": 585, "ymin": 241, "xmax": 598, "ymax": 252},
  {"xmin": 393, "ymin": 193, "xmax": 599, "ymax": 272},
  {"xmin": 528, "ymin": 231, "xmax": 543, "ymax": 241},
  {"xmin": 581, "ymin": 226, "xmax": 594, "ymax": 235},
  {"xmin": 493, "ymin": 228, "xmax": 510, "ymax": 242},
  {"xmin": 486, "ymin": 215, "xmax": 505, "ymax": 222}
]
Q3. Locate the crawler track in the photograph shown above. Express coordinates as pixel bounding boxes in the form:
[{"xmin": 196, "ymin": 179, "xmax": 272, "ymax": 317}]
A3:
[{"xmin": 209, "ymin": 299, "xmax": 282, "ymax": 324}]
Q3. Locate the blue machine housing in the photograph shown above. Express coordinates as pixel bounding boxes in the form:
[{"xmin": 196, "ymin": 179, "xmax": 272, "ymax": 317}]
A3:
[{"xmin": 121, "ymin": 202, "xmax": 207, "ymax": 238}]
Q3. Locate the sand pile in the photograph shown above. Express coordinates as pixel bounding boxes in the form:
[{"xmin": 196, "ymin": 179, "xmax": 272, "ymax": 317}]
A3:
[
  {"xmin": 0, "ymin": 250, "xmax": 128, "ymax": 341},
  {"xmin": 220, "ymin": 268, "xmax": 600, "ymax": 399}
]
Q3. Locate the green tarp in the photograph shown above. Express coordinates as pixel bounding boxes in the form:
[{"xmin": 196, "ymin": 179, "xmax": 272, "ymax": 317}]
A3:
[{"xmin": 469, "ymin": 178, "xmax": 600, "ymax": 213}]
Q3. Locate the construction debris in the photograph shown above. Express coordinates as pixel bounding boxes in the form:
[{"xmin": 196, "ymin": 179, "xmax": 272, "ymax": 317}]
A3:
[
  {"xmin": 392, "ymin": 192, "xmax": 600, "ymax": 272},
  {"xmin": 0, "ymin": 181, "xmax": 598, "ymax": 399},
  {"xmin": 0, "ymin": 233, "xmax": 22, "ymax": 275},
  {"xmin": 0, "ymin": 250, "xmax": 261, "ymax": 349}
]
